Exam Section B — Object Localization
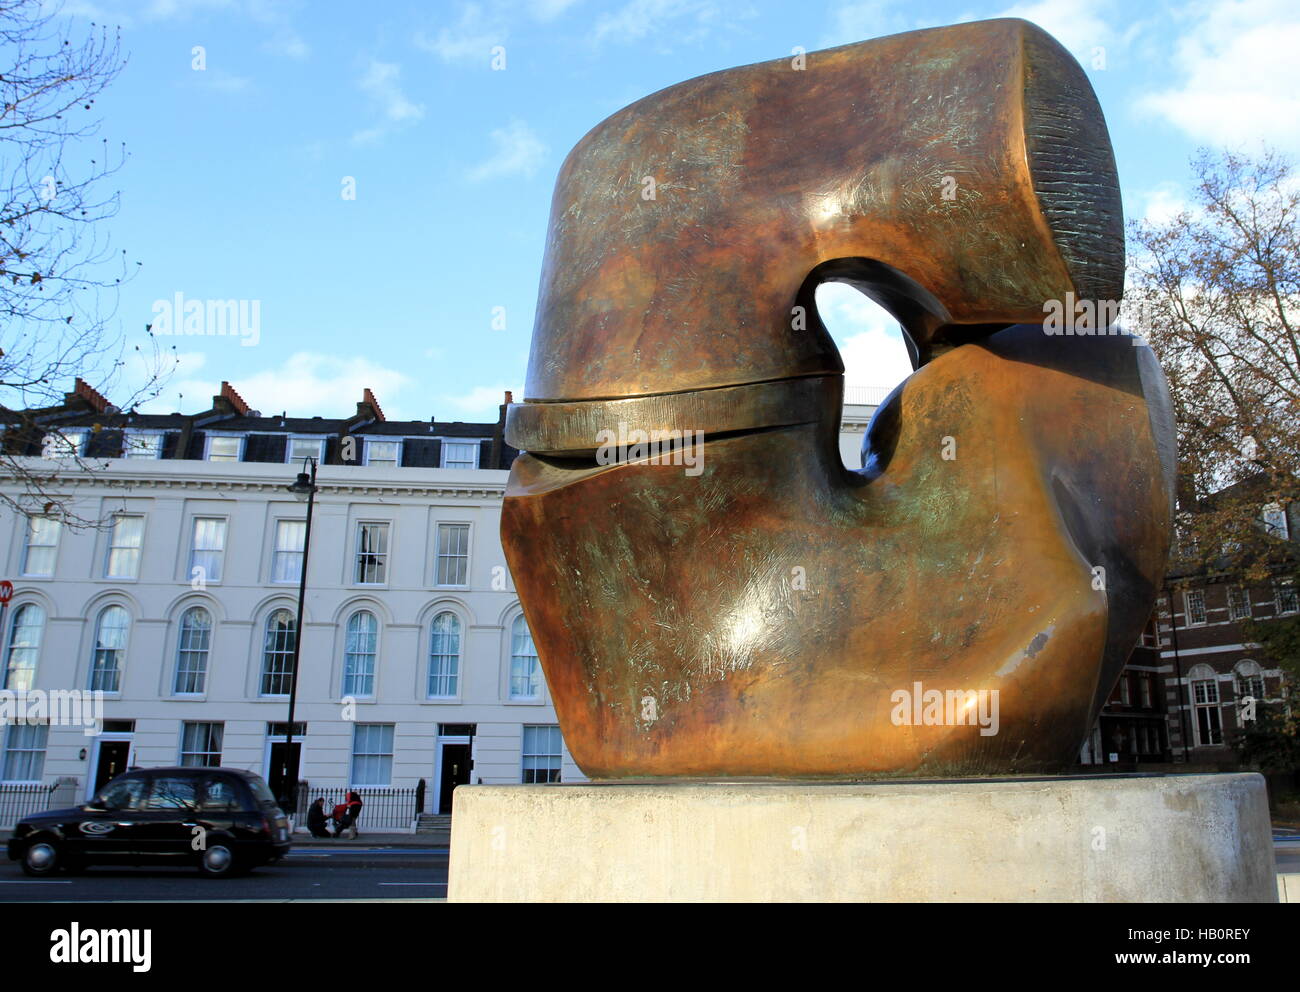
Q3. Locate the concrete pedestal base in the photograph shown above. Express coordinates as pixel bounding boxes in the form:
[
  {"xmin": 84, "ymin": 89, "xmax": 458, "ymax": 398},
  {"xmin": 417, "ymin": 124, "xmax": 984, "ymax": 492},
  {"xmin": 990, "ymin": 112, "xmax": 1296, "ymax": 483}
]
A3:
[{"xmin": 448, "ymin": 773, "xmax": 1277, "ymax": 902}]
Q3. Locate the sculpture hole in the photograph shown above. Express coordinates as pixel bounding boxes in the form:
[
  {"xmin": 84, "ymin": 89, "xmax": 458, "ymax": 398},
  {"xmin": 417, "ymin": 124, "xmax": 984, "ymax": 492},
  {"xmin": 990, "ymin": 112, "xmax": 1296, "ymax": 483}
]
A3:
[{"xmin": 814, "ymin": 282, "xmax": 912, "ymax": 471}]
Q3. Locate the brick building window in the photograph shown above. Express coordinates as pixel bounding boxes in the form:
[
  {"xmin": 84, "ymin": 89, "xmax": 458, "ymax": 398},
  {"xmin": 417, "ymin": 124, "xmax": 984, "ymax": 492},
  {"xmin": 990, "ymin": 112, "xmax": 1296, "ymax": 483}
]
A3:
[
  {"xmin": 1276, "ymin": 583, "xmax": 1299, "ymax": 616},
  {"xmin": 1227, "ymin": 586, "xmax": 1251, "ymax": 621},
  {"xmin": 1190, "ymin": 667, "xmax": 1223, "ymax": 746}
]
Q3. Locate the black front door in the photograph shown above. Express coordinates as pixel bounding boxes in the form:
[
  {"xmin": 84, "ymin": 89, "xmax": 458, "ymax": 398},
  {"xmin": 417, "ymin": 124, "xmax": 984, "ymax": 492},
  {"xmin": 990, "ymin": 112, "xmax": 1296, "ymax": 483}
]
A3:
[
  {"xmin": 93, "ymin": 741, "xmax": 131, "ymax": 794},
  {"xmin": 439, "ymin": 744, "xmax": 470, "ymax": 814},
  {"xmin": 267, "ymin": 741, "xmax": 302, "ymax": 810}
]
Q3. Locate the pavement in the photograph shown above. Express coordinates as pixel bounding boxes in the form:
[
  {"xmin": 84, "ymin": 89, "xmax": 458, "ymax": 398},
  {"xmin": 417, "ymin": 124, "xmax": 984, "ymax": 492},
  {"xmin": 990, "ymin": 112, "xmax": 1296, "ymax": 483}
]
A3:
[{"xmin": 290, "ymin": 832, "xmax": 444, "ymax": 848}]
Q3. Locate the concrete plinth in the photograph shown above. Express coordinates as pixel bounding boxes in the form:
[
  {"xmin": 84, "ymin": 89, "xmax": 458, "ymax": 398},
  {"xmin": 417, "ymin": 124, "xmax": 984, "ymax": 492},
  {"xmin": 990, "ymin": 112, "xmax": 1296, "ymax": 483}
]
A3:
[{"xmin": 448, "ymin": 774, "xmax": 1277, "ymax": 902}]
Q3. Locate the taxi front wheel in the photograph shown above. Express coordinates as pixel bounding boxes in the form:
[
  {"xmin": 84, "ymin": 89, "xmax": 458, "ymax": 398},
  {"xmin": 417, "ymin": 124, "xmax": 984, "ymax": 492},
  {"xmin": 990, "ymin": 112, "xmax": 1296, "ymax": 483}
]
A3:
[{"xmin": 19, "ymin": 837, "xmax": 64, "ymax": 877}]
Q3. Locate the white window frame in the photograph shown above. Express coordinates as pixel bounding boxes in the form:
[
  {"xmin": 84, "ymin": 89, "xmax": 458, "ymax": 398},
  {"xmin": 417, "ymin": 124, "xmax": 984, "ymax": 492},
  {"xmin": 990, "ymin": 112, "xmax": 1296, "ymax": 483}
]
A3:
[
  {"xmin": 123, "ymin": 432, "xmax": 163, "ymax": 459},
  {"xmin": 350, "ymin": 723, "xmax": 395, "ymax": 787},
  {"xmin": 89, "ymin": 604, "xmax": 130, "ymax": 693},
  {"xmin": 287, "ymin": 437, "xmax": 326, "ymax": 464},
  {"xmin": 179, "ymin": 722, "xmax": 223, "ymax": 767},
  {"xmin": 363, "ymin": 439, "xmax": 400, "ymax": 468},
  {"xmin": 20, "ymin": 515, "xmax": 60, "ymax": 577},
  {"xmin": 1191, "ymin": 673, "xmax": 1223, "ymax": 747},
  {"xmin": 509, "ymin": 614, "xmax": 541, "ymax": 701},
  {"xmin": 1263, "ymin": 503, "xmax": 1290, "ymax": 540},
  {"xmin": 205, "ymin": 435, "xmax": 243, "ymax": 462},
  {"xmin": 354, "ymin": 521, "xmax": 390, "ymax": 586},
  {"xmin": 521, "ymin": 725, "xmax": 563, "ymax": 784},
  {"xmin": 259, "ymin": 609, "xmax": 297, "ymax": 697},
  {"xmin": 1234, "ymin": 661, "xmax": 1265, "ymax": 703},
  {"xmin": 1227, "ymin": 586, "xmax": 1251, "ymax": 622},
  {"xmin": 1184, "ymin": 588, "xmax": 1207, "ymax": 626},
  {"xmin": 2, "ymin": 723, "xmax": 48, "ymax": 783},
  {"xmin": 42, "ymin": 430, "xmax": 86, "ymax": 459},
  {"xmin": 3, "ymin": 603, "xmax": 45, "ymax": 691},
  {"xmin": 427, "ymin": 610, "xmax": 462, "ymax": 699},
  {"xmin": 271, "ymin": 519, "xmax": 306, "ymax": 584},
  {"xmin": 1275, "ymin": 582, "xmax": 1299, "ymax": 616},
  {"xmin": 440, "ymin": 440, "xmax": 480, "ymax": 470},
  {"xmin": 435, "ymin": 522, "xmax": 470, "ymax": 587},
  {"xmin": 188, "ymin": 516, "xmax": 227, "ymax": 585},
  {"xmin": 173, "ymin": 605, "xmax": 213, "ymax": 696},
  {"xmin": 104, "ymin": 514, "xmax": 145, "ymax": 580},
  {"xmin": 342, "ymin": 610, "xmax": 379, "ymax": 698}
]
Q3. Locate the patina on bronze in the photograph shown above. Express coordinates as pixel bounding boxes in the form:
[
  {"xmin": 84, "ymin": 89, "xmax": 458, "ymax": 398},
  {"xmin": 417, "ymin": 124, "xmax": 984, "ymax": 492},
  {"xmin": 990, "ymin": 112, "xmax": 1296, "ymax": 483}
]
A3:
[{"xmin": 501, "ymin": 18, "xmax": 1175, "ymax": 777}]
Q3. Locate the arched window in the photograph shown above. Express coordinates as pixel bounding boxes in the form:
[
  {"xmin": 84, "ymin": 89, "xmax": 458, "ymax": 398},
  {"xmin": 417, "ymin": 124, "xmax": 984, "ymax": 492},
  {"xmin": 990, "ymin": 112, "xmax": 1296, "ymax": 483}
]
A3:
[
  {"xmin": 3, "ymin": 604, "xmax": 45, "ymax": 691},
  {"xmin": 174, "ymin": 606, "xmax": 213, "ymax": 695},
  {"xmin": 1234, "ymin": 660, "xmax": 1265, "ymax": 702},
  {"xmin": 1188, "ymin": 663, "xmax": 1223, "ymax": 746},
  {"xmin": 428, "ymin": 612, "xmax": 461, "ymax": 698},
  {"xmin": 510, "ymin": 615, "xmax": 540, "ymax": 700},
  {"xmin": 89, "ymin": 605, "xmax": 129, "ymax": 692},
  {"xmin": 260, "ymin": 609, "xmax": 297, "ymax": 696},
  {"xmin": 342, "ymin": 610, "xmax": 378, "ymax": 697}
]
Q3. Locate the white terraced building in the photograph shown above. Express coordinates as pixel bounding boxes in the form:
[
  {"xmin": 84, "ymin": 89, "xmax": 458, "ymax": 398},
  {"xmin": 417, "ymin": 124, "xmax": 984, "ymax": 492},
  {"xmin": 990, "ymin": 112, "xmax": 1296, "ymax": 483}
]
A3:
[
  {"xmin": 0, "ymin": 380, "xmax": 891, "ymax": 829},
  {"xmin": 0, "ymin": 380, "xmax": 588, "ymax": 829}
]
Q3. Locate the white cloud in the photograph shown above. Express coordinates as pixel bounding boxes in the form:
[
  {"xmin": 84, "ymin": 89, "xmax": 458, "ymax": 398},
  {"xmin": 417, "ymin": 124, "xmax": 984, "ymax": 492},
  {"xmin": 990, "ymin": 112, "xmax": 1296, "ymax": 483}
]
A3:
[
  {"xmin": 136, "ymin": 352, "xmax": 415, "ymax": 419},
  {"xmin": 415, "ymin": 3, "xmax": 503, "ymax": 63},
  {"xmin": 200, "ymin": 70, "xmax": 252, "ymax": 93},
  {"xmin": 352, "ymin": 60, "xmax": 424, "ymax": 144},
  {"xmin": 528, "ymin": 0, "xmax": 581, "ymax": 20},
  {"xmin": 467, "ymin": 120, "xmax": 547, "ymax": 182},
  {"xmin": 992, "ymin": 0, "xmax": 1112, "ymax": 60},
  {"xmin": 819, "ymin": 1, "xmax": 910, "ymax": 48},
  {"xmin": 262, "ymin": 33, "xmax": 309, "ymax": 59},
  {"xmin": 1137, "ymin": 186, "xmax": 1188, "ymax": 227},
  {"xmin": 1137, "ymin": 0, "xmax": 1300, "ymax": 151},
  {"xmin": 816, "ymin": 283, "xmax": 912, "ymax": 392},
  {"xmin": 591, "ymin": 0, "xmax": 732, "ymax": 47},
  {"xmin": 442, "ymin": 383, "xmax": 519, "ymax": 421}
]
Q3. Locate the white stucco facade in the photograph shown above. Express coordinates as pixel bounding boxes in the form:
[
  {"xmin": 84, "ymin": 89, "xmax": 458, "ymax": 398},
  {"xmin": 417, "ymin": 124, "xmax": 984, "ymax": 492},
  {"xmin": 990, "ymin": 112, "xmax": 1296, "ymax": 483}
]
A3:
[{"xmin": 0, "ymin": 455, "xmax": 582, "ymax": 818}]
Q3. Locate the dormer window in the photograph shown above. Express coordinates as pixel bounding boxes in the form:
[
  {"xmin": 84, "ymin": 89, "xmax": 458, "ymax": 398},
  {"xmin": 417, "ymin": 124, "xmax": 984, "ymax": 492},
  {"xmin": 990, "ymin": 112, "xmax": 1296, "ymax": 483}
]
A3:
[
  {"xmin": 441, "ymin": 441, "xmax": 479, "ymax": 469},
  {"xmin": 206, "ymin": 436, "xmax": 242, "ymax": 462},
  {"xmin": 124, "ymin": 433, "xmax": 163, "ymax": 459},
  {"xmin": 365, "ymin": 440, "xmax": 399, "ymax": 468},
  {"xmin": 42, "ymin": 430, "xmax": 86, "ymax": 458},
  {"xmin": 288, "ymin": 437, "xmax": 325, "ymax": 463}
]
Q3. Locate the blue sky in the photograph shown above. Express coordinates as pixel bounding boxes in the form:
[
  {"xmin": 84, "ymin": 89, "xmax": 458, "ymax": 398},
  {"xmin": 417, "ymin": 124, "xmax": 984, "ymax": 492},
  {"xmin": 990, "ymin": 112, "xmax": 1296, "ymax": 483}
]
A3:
[{"xmin": 44, "ymin": 0, "xmax": 1300, "ymax": 420}]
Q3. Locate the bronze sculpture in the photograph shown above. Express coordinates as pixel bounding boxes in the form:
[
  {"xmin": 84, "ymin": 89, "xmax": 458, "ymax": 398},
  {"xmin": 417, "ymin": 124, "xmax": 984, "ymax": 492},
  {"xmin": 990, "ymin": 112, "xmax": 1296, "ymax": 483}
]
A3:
[{"xmin": 500, "ymin": 18, "xmax": 1175, "ymax": 777}]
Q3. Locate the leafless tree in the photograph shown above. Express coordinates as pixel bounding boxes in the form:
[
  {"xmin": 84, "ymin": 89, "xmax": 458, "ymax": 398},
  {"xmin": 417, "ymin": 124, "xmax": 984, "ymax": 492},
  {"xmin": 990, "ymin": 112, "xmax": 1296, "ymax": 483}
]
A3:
[
  {"xmin": 0, "ymin": 0, "xmax": 173, "ymax": 525},
  {"xmin": 1128, "ymin": 148, "xmax": 1300, "ymax": 585}
]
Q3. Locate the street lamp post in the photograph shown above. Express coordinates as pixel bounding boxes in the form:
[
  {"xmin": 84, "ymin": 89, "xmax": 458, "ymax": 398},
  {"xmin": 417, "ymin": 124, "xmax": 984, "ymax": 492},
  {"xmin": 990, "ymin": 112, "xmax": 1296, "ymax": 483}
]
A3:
[{"xmin": 282, "ymin": 456, "xmax": 318, "ymax": 812}]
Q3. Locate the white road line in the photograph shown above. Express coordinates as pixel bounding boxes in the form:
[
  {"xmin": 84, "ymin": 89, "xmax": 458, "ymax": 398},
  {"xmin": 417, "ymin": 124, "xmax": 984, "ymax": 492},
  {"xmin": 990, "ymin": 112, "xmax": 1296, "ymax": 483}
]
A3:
[
  {"xmin": 0, "ymin": 880, "xmax": 72, "ymax": 884},
  {"xmin": 378, "ymin": 882, "xmax": 445, "ymax": 886}
]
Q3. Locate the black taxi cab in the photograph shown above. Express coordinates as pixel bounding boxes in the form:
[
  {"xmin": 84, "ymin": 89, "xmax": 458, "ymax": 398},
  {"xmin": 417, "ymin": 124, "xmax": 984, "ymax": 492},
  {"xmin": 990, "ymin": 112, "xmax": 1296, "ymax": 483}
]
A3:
[{"xmin": 6, "ymin": 766, "xmax": 291, "ymax": 877}]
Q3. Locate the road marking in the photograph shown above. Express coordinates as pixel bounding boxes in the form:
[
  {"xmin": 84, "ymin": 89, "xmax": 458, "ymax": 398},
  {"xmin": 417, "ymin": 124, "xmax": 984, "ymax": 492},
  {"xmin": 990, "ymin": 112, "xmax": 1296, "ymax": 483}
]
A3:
[
  {"xmin": 0, "ymin": 880, "xmax": 72, "ymax": 884},
  {"xmin": 378, "ymin": 882, "xmax": 445, "ymax": 886}
]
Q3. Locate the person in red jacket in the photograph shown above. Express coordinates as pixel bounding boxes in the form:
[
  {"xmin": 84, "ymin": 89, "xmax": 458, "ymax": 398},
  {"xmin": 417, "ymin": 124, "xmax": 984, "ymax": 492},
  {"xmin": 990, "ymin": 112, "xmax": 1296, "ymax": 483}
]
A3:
[{"xmin": 335, "ymin": 790, "xmax": 363, "ymax": 839}]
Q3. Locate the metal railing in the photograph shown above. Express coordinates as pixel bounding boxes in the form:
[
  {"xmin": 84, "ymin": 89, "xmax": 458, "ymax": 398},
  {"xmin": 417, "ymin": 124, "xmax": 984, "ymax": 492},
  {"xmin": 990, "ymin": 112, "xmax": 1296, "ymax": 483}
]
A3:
[
  {"xmin": 293, "ymin": 783, "xmax": 421, "ymax": 831},
  {"xmin": 0, "ymin": 783, "xmax": 58, "ymax": 827}
]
